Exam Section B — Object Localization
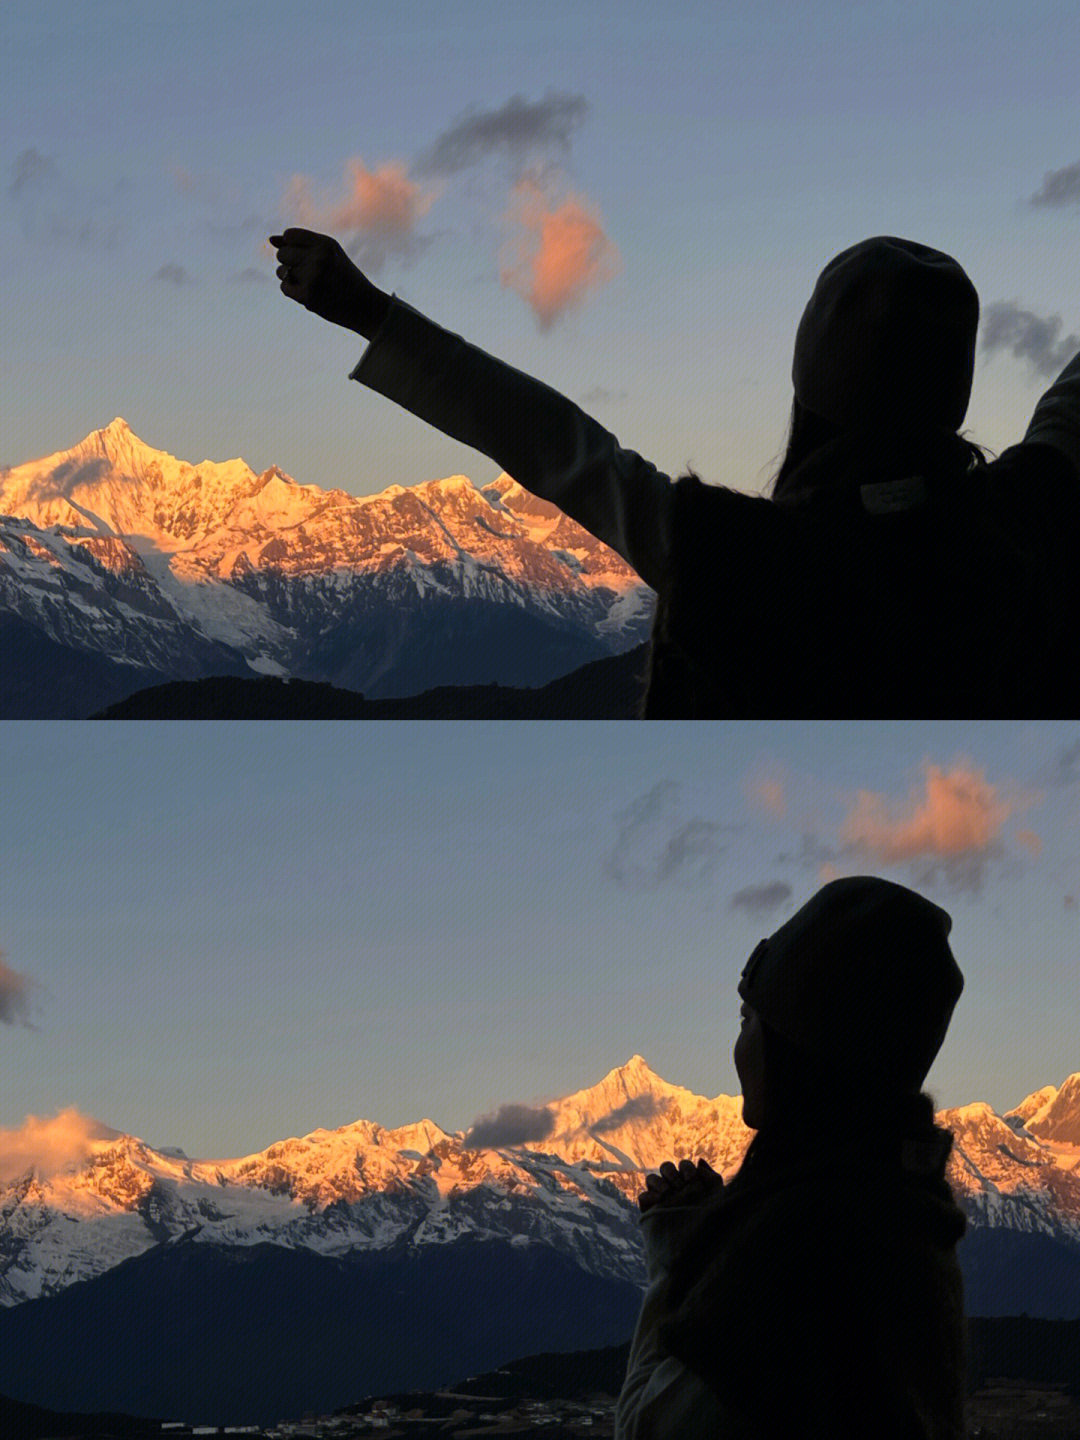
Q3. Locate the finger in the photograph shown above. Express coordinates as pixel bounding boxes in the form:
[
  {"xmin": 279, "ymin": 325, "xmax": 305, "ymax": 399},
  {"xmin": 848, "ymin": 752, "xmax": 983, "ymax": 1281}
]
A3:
[
  {"xmin": 269, "ymin": 236, "xmax": 306, "ymax": 259},
  {"xmin": 659, "ymin": 1161, "xmax": 679, "ymax": 1181},
  {"xmin": 678, "ymin": 1159, "xmax": 697, "ymax": 1179},
  {"xmin": 645, "ymin": 1173, "xmax": 664, "ymax": 1189}
]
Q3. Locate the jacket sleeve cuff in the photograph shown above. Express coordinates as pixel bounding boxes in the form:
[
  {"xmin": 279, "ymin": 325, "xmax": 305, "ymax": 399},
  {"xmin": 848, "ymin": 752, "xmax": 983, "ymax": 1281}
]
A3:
[{"xmin": 351, "ymin": 292, "xmax": 426, "ymax": 388}]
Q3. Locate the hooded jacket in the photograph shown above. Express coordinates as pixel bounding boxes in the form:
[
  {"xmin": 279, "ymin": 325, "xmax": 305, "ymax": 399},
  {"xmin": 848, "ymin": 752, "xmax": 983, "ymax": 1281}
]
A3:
[
  {"xmin": 615, "ymin": 1106, "xmax": 969, "ymax": 1440},
  {"xmin": 350, "ymin": 297, "xmax": 1080, "ymax": 717}
]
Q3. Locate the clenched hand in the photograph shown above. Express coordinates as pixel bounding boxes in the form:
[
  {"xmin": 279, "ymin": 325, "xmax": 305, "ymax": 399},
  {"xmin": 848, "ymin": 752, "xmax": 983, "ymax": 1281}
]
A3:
[{"xmin": 268, "ymin": 229, "xmax": 386, "ymax": 336}]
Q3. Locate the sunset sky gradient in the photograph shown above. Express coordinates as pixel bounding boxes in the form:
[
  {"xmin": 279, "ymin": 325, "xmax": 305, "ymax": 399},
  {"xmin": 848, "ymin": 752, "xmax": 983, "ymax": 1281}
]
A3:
[
  {"xmin": 4, "ymin": 0, "xmax": 1079, "ymax": 507},
  {"xmin": 1, "ymin": 721, "xmax": 1077, "ymax": 1164}
]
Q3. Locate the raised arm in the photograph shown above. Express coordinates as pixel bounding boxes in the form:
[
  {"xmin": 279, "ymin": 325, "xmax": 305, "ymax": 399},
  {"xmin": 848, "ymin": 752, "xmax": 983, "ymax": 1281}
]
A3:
[
  {"xmin": 1021, "ymin": 346, "xmax": 1080, "ymax": 479},
  {"xmin": 350, "ymin": 295, "xmax": 676, "ymax": 589},
  {"xmin": 270, "ymin": 229, "xmax": 674, "ymax": 590}
]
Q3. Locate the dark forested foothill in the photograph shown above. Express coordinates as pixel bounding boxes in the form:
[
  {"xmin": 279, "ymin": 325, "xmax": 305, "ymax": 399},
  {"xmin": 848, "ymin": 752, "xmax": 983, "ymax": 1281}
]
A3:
[{"xmin": 92, "ymin": 643, "xmax": 650, "ymax": 719}]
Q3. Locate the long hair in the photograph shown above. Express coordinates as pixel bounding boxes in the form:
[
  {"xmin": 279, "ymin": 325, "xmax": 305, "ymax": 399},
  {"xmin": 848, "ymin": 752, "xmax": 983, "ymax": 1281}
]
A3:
[
  {"xmin": 639, "ymin": 402, "xmax": 1000, "ymax": 713},
  {"xmin": 759, "ymin": 395, "xmax": 998, "ymax": 502}
]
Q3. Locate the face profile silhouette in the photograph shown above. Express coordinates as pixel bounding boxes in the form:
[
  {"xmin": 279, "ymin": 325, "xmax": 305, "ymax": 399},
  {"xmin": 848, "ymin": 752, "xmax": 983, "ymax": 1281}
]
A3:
[{"xmin": 733, "ymin": 1001, "xmax": 768, "ymax": 1131}]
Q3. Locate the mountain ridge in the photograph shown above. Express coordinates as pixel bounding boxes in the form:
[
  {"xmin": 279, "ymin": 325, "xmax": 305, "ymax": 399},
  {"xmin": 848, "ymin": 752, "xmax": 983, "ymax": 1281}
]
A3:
[
  {"xmin": 0, "ymin": 420, "xmax": 655, "ymax": 714},
  {"xmin": 2, "ymin": 1057, "xmax": 1078, "ymax": 1424},
  {"xmin": 3, "ymin": 1056, "xmax": 1078, "ymax": 1313}
]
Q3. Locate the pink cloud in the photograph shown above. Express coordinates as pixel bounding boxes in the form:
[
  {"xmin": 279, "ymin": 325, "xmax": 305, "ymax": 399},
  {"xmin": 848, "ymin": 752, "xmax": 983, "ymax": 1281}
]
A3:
[
  {"xmin": 498, "ymin": 175, "xmax": 621, "ymax": 330},
  {"xmin": 0, "ymin": 1108, "xmax": 119, "ymax": 1184},
  {"xmin": 839, "ymin": 763, "xmax": 1030, "ymax": 862},
  {"xmin": 280, "ymin": 158, "xmax": 442, "ymax": 273},
  {"xmin": 749, "ymin": 775, "xmax": 787, "ymax": 819}
]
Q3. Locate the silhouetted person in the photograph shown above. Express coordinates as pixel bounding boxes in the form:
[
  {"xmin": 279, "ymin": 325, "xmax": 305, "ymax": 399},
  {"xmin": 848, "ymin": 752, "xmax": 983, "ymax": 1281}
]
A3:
[
  {"xmin": 616, "ymin": 877, "xmax": 969, "ymax": 1439},
  {"xmin": 269, "ymin": 230, "xmax": 1079, "ymax": 716}
]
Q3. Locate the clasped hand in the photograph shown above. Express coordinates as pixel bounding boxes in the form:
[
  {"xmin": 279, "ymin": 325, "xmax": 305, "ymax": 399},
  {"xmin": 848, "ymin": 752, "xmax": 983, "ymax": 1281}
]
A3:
[{"xmin": 638, "ymin": 1157, "xmax": 723, "ymax": 1213}]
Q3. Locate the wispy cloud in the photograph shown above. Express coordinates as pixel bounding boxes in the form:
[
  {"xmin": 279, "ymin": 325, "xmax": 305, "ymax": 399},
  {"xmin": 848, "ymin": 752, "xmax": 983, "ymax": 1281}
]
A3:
[
  {"xmin": 604, "ymin": 780, "xmax": 730, "ymax": 890},
  {"xmin": 774, "ymin": 831, "xmax": 840, "ymax": 870},
  {"xmin": 979, "ymin": 300, "xmax": 1080, "ymax": 381},
  {"xmin": 153, "ymin": 262, "xmax": 193, "ymax": 286},
  {"xmin": 462, "ymin": 1102, "xmax": 555, "ymax": 1150},
  {"xmin": 966, "ymin": 156, "xmax": 1080, "ymax": 380},
  {"xmin": 0, "ymin": 954, "xmax": 39, "ymax": 1028},
  {"xmin": 589, "ymin": 1094, "xmax": 668, "ymax": 1135},
  {"xmin": 578, "ymin": 385, "xmax": 628, "ymax": 407},
  {"xmin": 765, "ymin": 761, "xmax": 1042, "ymax": 896},
  {"xmin": 1027, "ymin": 157, "xmax": 1080, "ymax": 210},
  {"xmin": 412, "ymin": 90, "xmax": 589, "ymax": 179},
  {"xmin": 840, "ymin": 764, "xmax": 1013, "ymax": 859},
  {"xmin": 0, "ymin": 1109, "xmax": 119, "ymax": 1185},
  {"xmin": 8, "ymin": 148, "xmax": 131, "ymax": 251},
  {"xmin": 730, "ymin": 881, "xmax": 793, "ymax": 916}
]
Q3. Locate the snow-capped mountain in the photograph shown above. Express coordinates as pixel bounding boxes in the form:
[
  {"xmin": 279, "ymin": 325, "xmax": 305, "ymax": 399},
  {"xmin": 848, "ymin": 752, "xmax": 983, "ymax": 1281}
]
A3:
[
  {"xmin": 2, "ymin": 1059, "xmax": 1078, "ymax": 1425},
  {"xmin": 0, "ymin": 419, "xmax": 655, "ymax": 715},
  {"xmin": 2, "ymin": 1057, "xmax": 1078, "ymax": 1313}
]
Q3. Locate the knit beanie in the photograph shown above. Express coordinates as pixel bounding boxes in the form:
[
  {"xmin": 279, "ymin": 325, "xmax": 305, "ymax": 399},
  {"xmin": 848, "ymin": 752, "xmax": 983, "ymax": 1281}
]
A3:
[
  {"xmin": 738, "ymin": 876, "xmax": 963, "ymax": 1094},
  {"xmin": 791, "ymin": 236, "xmax": 980, "ymax": 433}
]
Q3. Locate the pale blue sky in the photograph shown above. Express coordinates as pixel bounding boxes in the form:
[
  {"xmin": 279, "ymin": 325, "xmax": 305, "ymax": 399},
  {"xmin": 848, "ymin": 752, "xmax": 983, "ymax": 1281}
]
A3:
[
  {"xmin": 1, "ymin": 721, "xmax": 1077, "ymax": 1158},
  {"xmin": 4, "ymin": 0, "xmax": 1079, "ymax": 501}
]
